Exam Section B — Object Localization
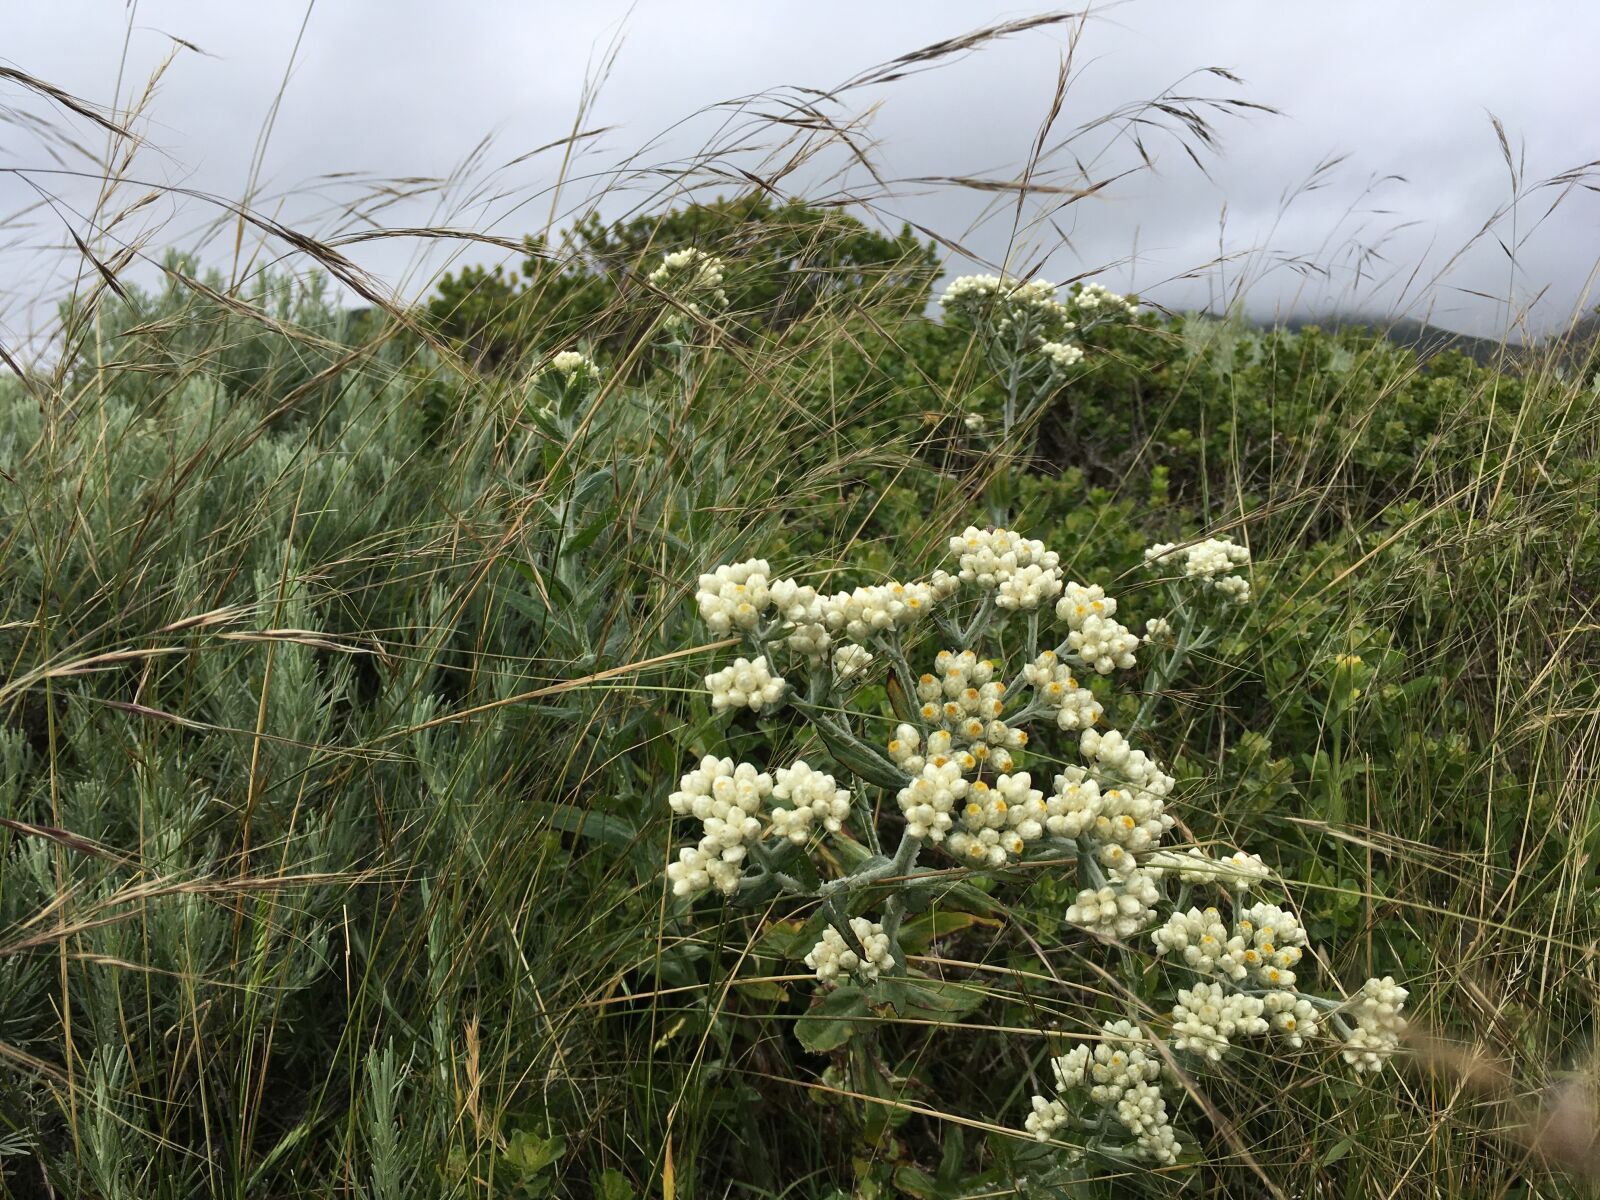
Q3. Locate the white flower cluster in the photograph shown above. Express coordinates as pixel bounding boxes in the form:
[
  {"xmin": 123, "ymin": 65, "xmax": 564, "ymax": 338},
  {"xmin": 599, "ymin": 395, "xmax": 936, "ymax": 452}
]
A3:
[
  {"xmin": 1039, "ymin": 340, "xmax": 1085, "ymax": 370},
  {"xmin": 1145, "ymin": 847, "xmax": 1271, "ymax": 891},
  {"xmin": 665, "ymin": 757, "xmax": 771, "ymax": 897},
  {"xmin": 947, "ymin": 771, "xmax": 1046, "ymax": 866},
  {"xmin": 805, "ymin": 916, "xmax": 894, "ymax": 984},
  {"xmin": 539, "ymin": 349, "xmax": 599, "ymax": 382},
  {"xmin": 1149, "ymin": 896, "xmax": 1303, "ymax": 989},
  {"xmin": 1027, "ymin": 1020, "xmax": 1181, "ymax": 1164},
  {"xmin": 939, "ymin": 274, "xmax": 1073, "ymax": 344},
  {"xmin": 1339, "ymin": 976, "xmax": 1408, "ymax": 1073},
  {"xmin": 768, "ymin": 760, "xmax": 852, "ymax": 845},
  {"xmin": 1264, "ymin": 990, "xmax": 1320, "ymax": 1047},
  {"xmin": 648, "ymin": 248, "xmax": 728, "ymax": 326},
  {"xmin": 905, "ymin": 650, "xmax": 1027, "ymax": 770},
  {"xmin": 832, "ymin": 642, "xmax": 874, "ymax": 681},
  {"xmin": 949, "ymin": 527, "xmax": 1063, "ymax": 611},
  {"xmin": 704, "ymin": 655, "xmax": 786, "ymax": 712},
  {"xmin": 1170, "ymin": 981, "xmax": 1268, "ymax": 1062},
  {"xmin": 1145, "ymin": 537, "xmax": 1252, "ymax": 604},
  {"xmin": 1233, "ymin": 902, "xmax": 1307, "ymax": 989},
  {"xmin": 1080, "ymin": 729, "xmax": 1175, "ymax": 845},
  {"xmin": 694, "ymin": 558, "xmax": 956, "ymax": 665},
  {"xmin": 1022, "ymin": 650, "xmax": 1103, "ymax": 731},
  {"xmin": 1066, "ymin": 866, "xmax": 1163, "ymax": 939},
  {"xmin": 695, "ymin": 558, "xmax": 772, "ymax": 635},
  {"xmin": 1067, "ymin": 282, "xmax": 1138, "ymax": 319},
  {"xmin": 1142, "ymin": 616, "xmax": 1172, "ymax": 645},
  {"xmin": 1056, "ymin": 582, "xmax": 1139, "ymax": 673},
  {"xmin": 894, "ymin": 756, "xmax": 969, "ymax": 843}
]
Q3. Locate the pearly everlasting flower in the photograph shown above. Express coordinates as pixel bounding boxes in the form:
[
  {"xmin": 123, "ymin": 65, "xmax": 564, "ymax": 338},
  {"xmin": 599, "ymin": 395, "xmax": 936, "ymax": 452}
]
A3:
[
  {"xmin": 1028, "ymin": 1019, "xmax": 1179, "ymax": 1163},
  {"xmin": 696, "ymin": 559, "xmax": 773, "ymax": 634},
  {"xmin": 1340, "ymin": 976, "xmax": 1409, "ymax": 1073},
  {"xmin": 1079, "ymin": 730, "xmax": 1175, "ymax": 850},
  {"xmin": 896, "ymin": 757, "xmax": 969, "ymax": 843},
  {"xmin": 1263, "ymin": 991, "xmax": 1320, "ymax": 1047},
  {"xmin": 1146, "ymin": 537, "xmax": 1252, "ymax": 605},
  {"xmin": 948, "ymin": 772, "xmax": 1046, "ymax": 866},
  {"xmin": 705, "ymin": 655, "xmax": 787, "ymax": 712},
  {"xmin": 963, "ymin": 412, "xmax": 986, "ymax": 432},
  {"xmin": 832, "ymin": 642, "xmax": 874, "ymax": 682},
  {"xmin": 1045, "ymin": 766, "xmax": 1103, "ymax": 839},
  {"xmin": 1024, "ymin": 1095, "xmax": 1071, "ymax": 1141},
  {"xmin": 1234, "ymin": 902, "xmax": 1307, "ymax": 990},
  {"xmin": 1056, "ymin": 581, "xmax": 1118, "ymax": 626},
  {"xmin": 1067, "ymin": 282, "xmax": 1138, "ymax": 319},
  {"xmin": 805, "ymin": 916, "xmax": 895, "ymax": 984},
  {"xmin": 1065, "ymin": 613, "xmax": 1140, "ymax": 674},
  {"xmin": 539, "ymin": 349, "xmax": 599, "ymax": 382},
  {"xmin": 768, "ymin": 760, "xmax": 851, "ymax": 844},
  {"xmin": 1066, "ymin": 866, "xmax": 1162, "ymax": 938},
  {"xmin": 1151, "ymin": 907, "xmax": 1249, "ymax": 981},
  {"xmin": 665, "ymin": 757, "xmax": 772, "ymax": 896},
  {"xmin": 1142, "ymin": 617, "xmax": 1173, "ymax": 645},
  {"xmin": 1170, "ymin": 981, "xmax": 1268, "ymax": 1061},
  {"xmin": 819, "ymin": 579, "xmax": 941, "ymax": 643},
  {"xmin": 1148, "ymin": 848, "xmax": 1271, "ymax": 892},
  {"xmin": 1039, "ymin": 340, "xmax": 1084, "ymax": 370},
  {"xmin": 1022, "ymin": 650, "xmax": 1103, "ymax": 731},
  {"xmin": 939, "ymin": 274, "xmax": 1073, "ymax": 344},
  {"xmin": 948, "ymin": 527, "xmax": 1064, "ymax": 610},
  {"xmin": 648, "ymin": 248, "xmax": 728, "ymax": 328},
  {"xmin": 1116, "ymin": 1080, "xmax": 1182, "ymax": 1165}
]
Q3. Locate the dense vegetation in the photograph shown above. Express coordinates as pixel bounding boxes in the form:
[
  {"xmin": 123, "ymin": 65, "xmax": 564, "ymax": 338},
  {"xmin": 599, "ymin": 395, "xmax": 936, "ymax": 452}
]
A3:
[{"xmin": 1, "ymin": 197, "xmax": 1598, "ymax": 1199}]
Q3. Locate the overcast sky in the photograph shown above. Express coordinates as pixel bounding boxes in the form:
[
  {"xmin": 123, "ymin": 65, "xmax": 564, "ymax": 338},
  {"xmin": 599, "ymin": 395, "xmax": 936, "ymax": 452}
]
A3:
[{"xmin": 3, "ymin": 2, "xmax": 1597, "ymax": 345}]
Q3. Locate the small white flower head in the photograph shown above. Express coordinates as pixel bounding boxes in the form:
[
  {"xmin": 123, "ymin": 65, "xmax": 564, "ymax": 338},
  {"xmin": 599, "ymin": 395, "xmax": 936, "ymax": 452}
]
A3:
[
  {"xmin": 665, "ymin": 757, "xmax": 773, "ymax": 897},
  {"xmin": 539, "ymin": 349, "xmax": 599, "ymax": 384},
  {"xmin": 939, "ymin": 274, "xmax": 1074, "ymax": 344},
  {"xmin": 1065, "ymin": 867, "xmax": 1162, "ymax": 939},
  {"xmin": 805, "ymin": 916, "xmax": 895, "ymax": 984},
  {"xmin": 962, "ymin": 411, "xmax": 986, "ymax": 432},
  {"xmin": 1067, "ymin": 281, "xmax": 1138, "ymax": 320},
  {"xmin": 1340, "ymin": 976, "xmax": 1409, "ymax": 1073},
  {"xmin": 947, "ymin": 527, "xmax": 1063, "ymax": 610},
  {"xmin": 648, "ymin": 248, "xmax": 729, "ymax": 329},
  {"xmin": 1145, "ymin": 537, "xmax": 1252, "ymax": 605},
  {"xmin": 1151, "ymin": 906, "xmax": 1248, "ymax": 982},
  {"xmin": 1146, "ymin": 847, "xmax": 1271, "ymax": 893},
  {"xmin": 768, "ymin": 759, "xmax": 852, "ymax": 844},
  {"xmin": 1170, "ymin": 981, "xmax": 1268, "ymax": 1062},
  {"xmin": 1263, "ymin": 991, "xmax": 1320, "ymax": 1048},
  {"xmin": 1039, "ymin": 340, "xmax": 1084, "ymax": 371},
  {"xmin": 1024, "ymin": 1094, "xmax": 1071, "ymax": 1142},
  {"xmin": 695, "ymin": 559, "xmax": 773, "ymax": 635},
  {"xmin": 831, "ymin": 642, "xmax": 874, "ymax": 682},
  {"xmin": 895, "ymin": 756, "xmax": 969, "ymax": 844},
  {"xmin": 819, "ymin": 579, "xmax": 941, "ymax": 643},
  {"xmin": 704, "ymin": 655, "xmax": 787, "ymax": 713},
  {"xmin": 1022, "ymin": 650, "xmax": 1103, "ymax": 732},
  {"xmin": 1234, "ymin": 902, "xmax": 1307, "ymax": 990},
  {"xmin": 1027, "ymin": 1020, "xmax": 1178, "ymax": 1163},
  {"xmin": 1046, "ymin": 766, "xmax": 1103, "ymax": 839},
  {"xmin": 1142, "ymin": 616, "xmax": 1173, "ymax": 645},
  {"xmin": 948, "ymin": 772, "xmax": 1046, "ymax": 866}
]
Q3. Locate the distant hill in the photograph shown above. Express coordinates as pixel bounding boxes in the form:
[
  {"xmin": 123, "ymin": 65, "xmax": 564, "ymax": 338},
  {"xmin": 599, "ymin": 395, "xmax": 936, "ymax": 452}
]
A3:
[{"xmin": 1263, "ymin": 315, "xmax": 1514, "ymax": 365}]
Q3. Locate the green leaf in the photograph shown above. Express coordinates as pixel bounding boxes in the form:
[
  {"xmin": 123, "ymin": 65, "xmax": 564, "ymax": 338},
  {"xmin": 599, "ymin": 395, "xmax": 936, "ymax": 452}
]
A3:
[
  {"xmin": 504, "ymin": 1131, "xmax": 566, "ymax": 1174},
  {"xmin": 898, "ymin": 909, "xmax": 1001, "ymax": 954},
  {"xmin": 795, "ymin": 984, "xmax": 870, "ymax": 1052},
  {"xmin": 528, "ymin": 801, "xmax": 638, "ymax": 849},
  {"xmin": 594, "ymin": 1168, "xmax": 635, "ymax": 1200}
]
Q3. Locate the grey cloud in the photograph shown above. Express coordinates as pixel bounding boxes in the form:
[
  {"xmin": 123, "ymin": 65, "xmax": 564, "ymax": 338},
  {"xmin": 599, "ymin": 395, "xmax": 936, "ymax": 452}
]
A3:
[{"xmin": 2, "ymin": 1, "xmax": 1595, "ymax": 343}]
